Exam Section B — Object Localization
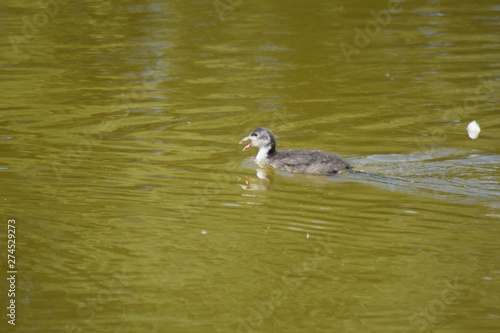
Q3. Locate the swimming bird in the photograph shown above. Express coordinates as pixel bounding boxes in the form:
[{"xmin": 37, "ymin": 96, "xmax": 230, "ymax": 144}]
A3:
[{"xmin": 240, "ymin": 127, "xmax": 351, "ymax": 174}]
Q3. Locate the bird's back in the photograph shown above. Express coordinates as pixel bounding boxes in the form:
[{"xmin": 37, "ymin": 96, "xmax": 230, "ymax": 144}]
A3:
[{"xmin": 265, "ymin": 149, "xmax": 350, "ymax": 174}]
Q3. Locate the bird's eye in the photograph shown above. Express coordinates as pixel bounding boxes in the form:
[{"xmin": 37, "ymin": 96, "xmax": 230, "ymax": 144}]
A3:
[{"xmin": 251, "ymin": 133, "xmax": 257, "ymax": 137}]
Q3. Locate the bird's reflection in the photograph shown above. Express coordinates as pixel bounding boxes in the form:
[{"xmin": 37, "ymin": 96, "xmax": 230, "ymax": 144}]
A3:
[{"xmin": 238, "ymin": 167, "xmax": 274, "ymax": 191}]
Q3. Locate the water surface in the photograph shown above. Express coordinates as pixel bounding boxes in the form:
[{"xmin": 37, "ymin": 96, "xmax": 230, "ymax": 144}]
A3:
[{"xmin": 1, "ymin": 0, "xmax": 499, "ymax": 332}]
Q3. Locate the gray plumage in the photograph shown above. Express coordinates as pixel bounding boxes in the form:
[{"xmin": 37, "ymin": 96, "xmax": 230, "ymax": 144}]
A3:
[{"xmin": 240, "ymin": 127, "xmax": 350, "ymax": 174}]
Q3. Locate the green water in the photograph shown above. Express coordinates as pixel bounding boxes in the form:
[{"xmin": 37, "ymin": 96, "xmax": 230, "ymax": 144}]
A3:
[{"xmin": 1, "ymin": 0, "xmax": 499, "ymax": 332}]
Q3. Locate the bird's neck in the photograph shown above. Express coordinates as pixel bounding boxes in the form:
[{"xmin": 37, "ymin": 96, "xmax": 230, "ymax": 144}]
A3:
[{"xmin": 256, "ymin": 144, "xmax": 275, "ymax": 163}]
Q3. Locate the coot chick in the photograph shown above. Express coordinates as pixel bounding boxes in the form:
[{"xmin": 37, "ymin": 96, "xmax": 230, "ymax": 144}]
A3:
[{"xmin": 240, "ymin": 127, "xmax": 351, "ymax": 174}]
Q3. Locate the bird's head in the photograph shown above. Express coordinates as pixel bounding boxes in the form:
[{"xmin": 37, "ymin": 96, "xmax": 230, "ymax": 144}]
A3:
[{"xmin": 239, "ymin": 127, "xmax": 276, "ymax": 152}]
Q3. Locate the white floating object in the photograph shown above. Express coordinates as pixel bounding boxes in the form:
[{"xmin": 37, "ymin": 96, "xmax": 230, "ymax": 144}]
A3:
[
  {"xmin": 201, "ymin": 230, "xmax": 207, "ymax": 235},
  {"xmin": 306, "ymin": 233, "xmax": 310, "ymax": 239},
  {"xmin": 467, "ymin": 120, "xmax": 480, "ymax": 140}
]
